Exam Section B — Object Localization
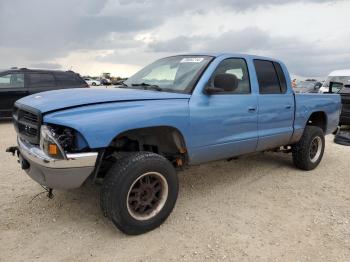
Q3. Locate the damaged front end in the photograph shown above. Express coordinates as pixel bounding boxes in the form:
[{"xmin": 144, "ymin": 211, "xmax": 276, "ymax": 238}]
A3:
[{"xmin": 8, "ymin": 104, "xmax": 99, "ymax": 190}]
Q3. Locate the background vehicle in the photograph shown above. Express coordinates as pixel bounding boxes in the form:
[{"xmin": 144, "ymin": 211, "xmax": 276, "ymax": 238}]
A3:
[
  {"xmin": 319, "ymin": 69, "xmax": 350, "ymax": 93},
  {"xmin": 111, "ymin": 78, "xmax": 128, "ymax": 85},
  {"xmin": 294, "ymin": 80, "xmax": 322, "ymax": 93},
  {"xmin": 9, "ymin": 53, "xmax": 341, "ymax": 235},
  {"xmin": 100, "ymin": 78, "xmax": 111, "ymax": 85},
  {"xmin": 339, "ymin": 85, "xmax": 350, "ymax": 125},
  {"xmin": 0, "ymin": 68, "xmax": 88, "ymax": 119},
  {"xmin": 84, "ymin": 78, "xmax": 101, "ymax": 86}
]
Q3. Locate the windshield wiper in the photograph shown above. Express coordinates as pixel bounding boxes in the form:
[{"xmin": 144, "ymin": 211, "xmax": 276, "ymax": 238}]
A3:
[{"xmin": 131, "ymin": 82, "xmax": 162, "ymax": 91}]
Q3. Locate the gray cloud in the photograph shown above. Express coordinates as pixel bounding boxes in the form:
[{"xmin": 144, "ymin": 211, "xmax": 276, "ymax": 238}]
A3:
[
  {"xmin": 214, "ymin": 0, "xmax": 338, "ymax": 10},
  {"xmin": 148, "ymin": 36, "xmax": 192, "ymax": 53},
  {"xmin": 0, "ymin": 0, "xmax": 345, "ymax": 76},
  {"xmin": 148, "ymin": 27, "xmax": 350, "ymax": 77},
  {"xmin": 30, "ymin": 63, "xmax": 62, "ymax": 70}
]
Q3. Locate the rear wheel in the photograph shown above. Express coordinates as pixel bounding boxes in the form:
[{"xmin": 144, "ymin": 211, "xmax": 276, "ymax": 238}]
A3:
[
  {"xmin": 92, "ymin": 82, "xmax": 97, "ymax": 86},
  {"xmin": 100, "ymin": 152, "xmax": 178, "ymax": 235},
  {"xmin": 292, "ymin": 126, "xmax": 325, "ymax": 170}
]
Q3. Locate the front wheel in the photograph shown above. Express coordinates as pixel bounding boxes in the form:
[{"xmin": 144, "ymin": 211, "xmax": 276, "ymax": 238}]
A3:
[
  {"xmin": 100, "ymin": 152, "xmax": 178, "ymax": 235},
  {"xmin": 292, "ymin": 126, "xmax": 325, "ymax": 170}
]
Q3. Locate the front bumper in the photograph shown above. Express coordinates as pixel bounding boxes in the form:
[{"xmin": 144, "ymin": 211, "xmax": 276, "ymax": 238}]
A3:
[{"xmin": 17, "ymin": 137, "xmax": 98, "ymax": 189}]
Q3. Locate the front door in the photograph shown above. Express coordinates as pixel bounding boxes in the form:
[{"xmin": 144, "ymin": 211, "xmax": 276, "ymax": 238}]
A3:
[
  {"xmin": 189, "ymin": 58, "xmax": 258, "ymax": 164},
  {"xmin": 0, "ymin": 72, "xmax": 27, "ymax": 118},
  {"xmin": 253, "ymin": 60, "xmax": 294, "ymax": 151}
]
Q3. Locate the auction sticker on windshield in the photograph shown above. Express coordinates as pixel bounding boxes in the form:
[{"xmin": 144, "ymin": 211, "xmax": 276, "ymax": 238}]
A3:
[{"xmin": 180, "ymin": 57, "xmax": 204, "ymax": 63}]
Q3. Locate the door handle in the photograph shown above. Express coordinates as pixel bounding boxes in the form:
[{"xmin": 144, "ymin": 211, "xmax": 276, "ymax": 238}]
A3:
[
  {"xmin": 248, "ymin": 107, "xmax": 256, "ymax": 112},
  {"xmin": 285, "ymin": 105, "xmax": 292, "ymax": 109}
]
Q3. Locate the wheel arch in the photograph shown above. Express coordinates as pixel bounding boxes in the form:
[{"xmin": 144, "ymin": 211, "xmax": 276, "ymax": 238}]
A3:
[
  {"xmin": 104, "ymin": 125, "xmax": 189, "ymax": 165},
  {"xmin": 306, "ymin": 111, "xmax": 327, "ymax": 133}
]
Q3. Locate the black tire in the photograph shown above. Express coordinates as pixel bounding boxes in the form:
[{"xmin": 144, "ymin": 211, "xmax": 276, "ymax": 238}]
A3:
[
  {"xmin": 99, "ymin": 152, "xmax": 134, "ymax": 217},
  {"xmin": 92, "ymin": 82, "xmax": 96, "ymax": 86},
  {"xmin": 292, "ymin": 126, "xmax": 325, "ymax": 170},
  {"xmin": 100, "ymin": 152, "xmax": 178, "ymax": 235}
]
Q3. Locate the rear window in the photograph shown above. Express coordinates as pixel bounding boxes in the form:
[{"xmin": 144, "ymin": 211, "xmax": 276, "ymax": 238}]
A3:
[
  {"xmin": 29, "ymin": 73, "xmax": 55, "ymax": 87},
  {"xmin": 254, "ymin": 60, "xmax": 287, "ymax": 94},
  {"xmin": 273, "ymin": 62, "xmax": 287, "ymax": 93},
  {"xmin": 54, "ymin": 72, "xmax": 84, "ymax": 86}
]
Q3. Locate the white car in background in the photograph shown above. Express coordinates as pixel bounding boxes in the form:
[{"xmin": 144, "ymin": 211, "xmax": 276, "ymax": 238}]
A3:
[
  {"xmin": 319, "ymin": 69, "xmax": 350, "ymax": 93},
  {"xmin": 84, "ymin": 78, "xmax": 101, "ymax": 86}
]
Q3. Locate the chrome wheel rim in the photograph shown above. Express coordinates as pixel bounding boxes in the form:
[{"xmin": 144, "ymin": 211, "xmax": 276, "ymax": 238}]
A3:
[
  {"xmin": 309, "ymin": 136, "xmax": 322, "ymax": 163},
  {"xmin": 126, "ymin": 172, "xmax": 168, "ymax": 221}
]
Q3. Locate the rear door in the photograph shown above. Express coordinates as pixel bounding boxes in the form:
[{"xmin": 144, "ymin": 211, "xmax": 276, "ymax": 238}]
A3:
[
  {"xmin": 28, "ymin": 72, "xmax": 57, "ymax": 94},
  {"xmin": 0, "ymin": 72, "xmax": 27, "ymax": 118},
  {"xmin": 254, "ymin": 60, "xmax": 294, "ymax": 150}
]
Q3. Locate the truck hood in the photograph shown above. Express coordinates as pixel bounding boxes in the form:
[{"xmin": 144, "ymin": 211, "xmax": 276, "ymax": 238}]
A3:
[{"xmin": 16, "ymin": 88, "xmax": 191, "ymax": 113}]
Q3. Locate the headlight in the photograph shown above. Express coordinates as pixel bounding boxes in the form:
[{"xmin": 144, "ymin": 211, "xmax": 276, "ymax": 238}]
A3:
[{"xmin": 40, "ymin": 125, "xmax": 66, "ymax": 159}]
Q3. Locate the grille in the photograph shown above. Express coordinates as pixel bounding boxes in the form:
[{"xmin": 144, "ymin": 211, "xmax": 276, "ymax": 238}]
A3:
[
  {"xmin": 13, "ymin": 105, "xmax": 41, "ymax": 144},
  {"xmin": 22, "ymin": 111, "xmax": 38, "ymax": 124}
]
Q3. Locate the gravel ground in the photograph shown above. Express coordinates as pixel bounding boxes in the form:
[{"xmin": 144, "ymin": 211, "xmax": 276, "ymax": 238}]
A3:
[{"xmin": 1, "ymin": 121, "xmax": 350, "ymax": 262}]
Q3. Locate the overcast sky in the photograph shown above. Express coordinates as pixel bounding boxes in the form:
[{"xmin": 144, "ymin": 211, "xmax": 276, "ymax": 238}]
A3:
[{"xmin": 0, "ymin": 0, "xmax": 349, "ymax": 78}]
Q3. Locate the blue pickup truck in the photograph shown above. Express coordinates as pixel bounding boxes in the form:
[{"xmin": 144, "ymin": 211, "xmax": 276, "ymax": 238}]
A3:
[{"xmin": 9, "ymin": 53, "xmax": 341, "ymax": 235}]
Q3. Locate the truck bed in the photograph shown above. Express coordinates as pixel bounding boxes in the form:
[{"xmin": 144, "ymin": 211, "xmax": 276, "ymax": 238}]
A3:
[{"xmin": 294, "ymin": 93, "xmax": 341, "ymax": 137}]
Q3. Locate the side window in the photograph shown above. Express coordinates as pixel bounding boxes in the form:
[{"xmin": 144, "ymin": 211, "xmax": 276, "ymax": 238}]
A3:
[
  {"xmin": 55, "ymin": 73, "xmax": 81, "ymax": 86},
  {"xmin": 254, "ymin": 60, "xmax": 281, "ymax": 94},
  {"xmin": 211, "ymin": 58, "xmax": 251, "ymax": 94},
  {"xmin": 273, "ymin": 62, "xmax": 287, "ymax": 93},
  {"xmin": 29, "ymin": 73, "xmax": 55, "ymax": 87},
  {"xmin": 0, "ymin": 73, "xmax": 24, "ymax": 88}
]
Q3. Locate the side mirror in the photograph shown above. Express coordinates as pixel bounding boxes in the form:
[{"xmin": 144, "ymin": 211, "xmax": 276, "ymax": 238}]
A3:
[
  {"xmin": 214, "ymin": 73, "xmax": 238, "ymax": 91},
  {"xmin": 204, "ymin": 86, "xmax": 224, "ymax": 95},
  {"xmin": 329, "ymin": 81, "xmax": 343, "ymax": 93},
  {"xmin": 204, "ymin": 73, "xmax": 238, "ymax": 95}
]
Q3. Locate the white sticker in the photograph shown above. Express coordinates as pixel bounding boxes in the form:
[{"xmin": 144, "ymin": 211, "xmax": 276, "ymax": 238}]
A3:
[{"xmin": 180, "ymin": 57, "xmax": 204, "ymax": 63}]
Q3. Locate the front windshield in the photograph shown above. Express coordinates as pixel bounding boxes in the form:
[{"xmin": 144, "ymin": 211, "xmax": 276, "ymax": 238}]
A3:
[
  {"xmin": 322, "ymin": 76, "xmax": 350, "ymax": 87},
  {"xmin": 123, "ymin": 56, "xmax": 212, "ymax": 93}
]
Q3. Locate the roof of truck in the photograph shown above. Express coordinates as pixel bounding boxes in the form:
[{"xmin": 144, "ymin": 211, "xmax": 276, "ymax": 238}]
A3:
[{"xmin": 177, "ymin": 52, "xmax": 283, "ymax": 62}]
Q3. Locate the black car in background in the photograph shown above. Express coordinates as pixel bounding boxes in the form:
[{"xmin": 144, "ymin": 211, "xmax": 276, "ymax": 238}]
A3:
[
  {"xmin": 0, "ymin": 68, "xmax": 88, "ymax": 119},
  {"xmin": 293, "ymin": 80, "xmax": 323, "ymax": 93},
  {"xmin": 339, "ymin": 85, "xmax": 350, "ymax": 126}
]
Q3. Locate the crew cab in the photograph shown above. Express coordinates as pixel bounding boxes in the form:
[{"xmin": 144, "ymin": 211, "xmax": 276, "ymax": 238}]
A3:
[{"xmin": 8, "ymin": 53, "xmax": 341, "ymax": 235}]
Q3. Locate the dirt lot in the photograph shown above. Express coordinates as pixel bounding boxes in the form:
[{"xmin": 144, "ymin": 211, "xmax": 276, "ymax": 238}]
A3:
[{"xmin": 1, "ymin": 121, "xmax": 350, "ymax": 262}]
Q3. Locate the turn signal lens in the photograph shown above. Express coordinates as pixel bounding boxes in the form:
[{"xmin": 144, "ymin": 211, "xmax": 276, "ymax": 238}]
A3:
[{"xmin": 48, "ymin": 144, "xmax": 58, "ymax": 155}]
